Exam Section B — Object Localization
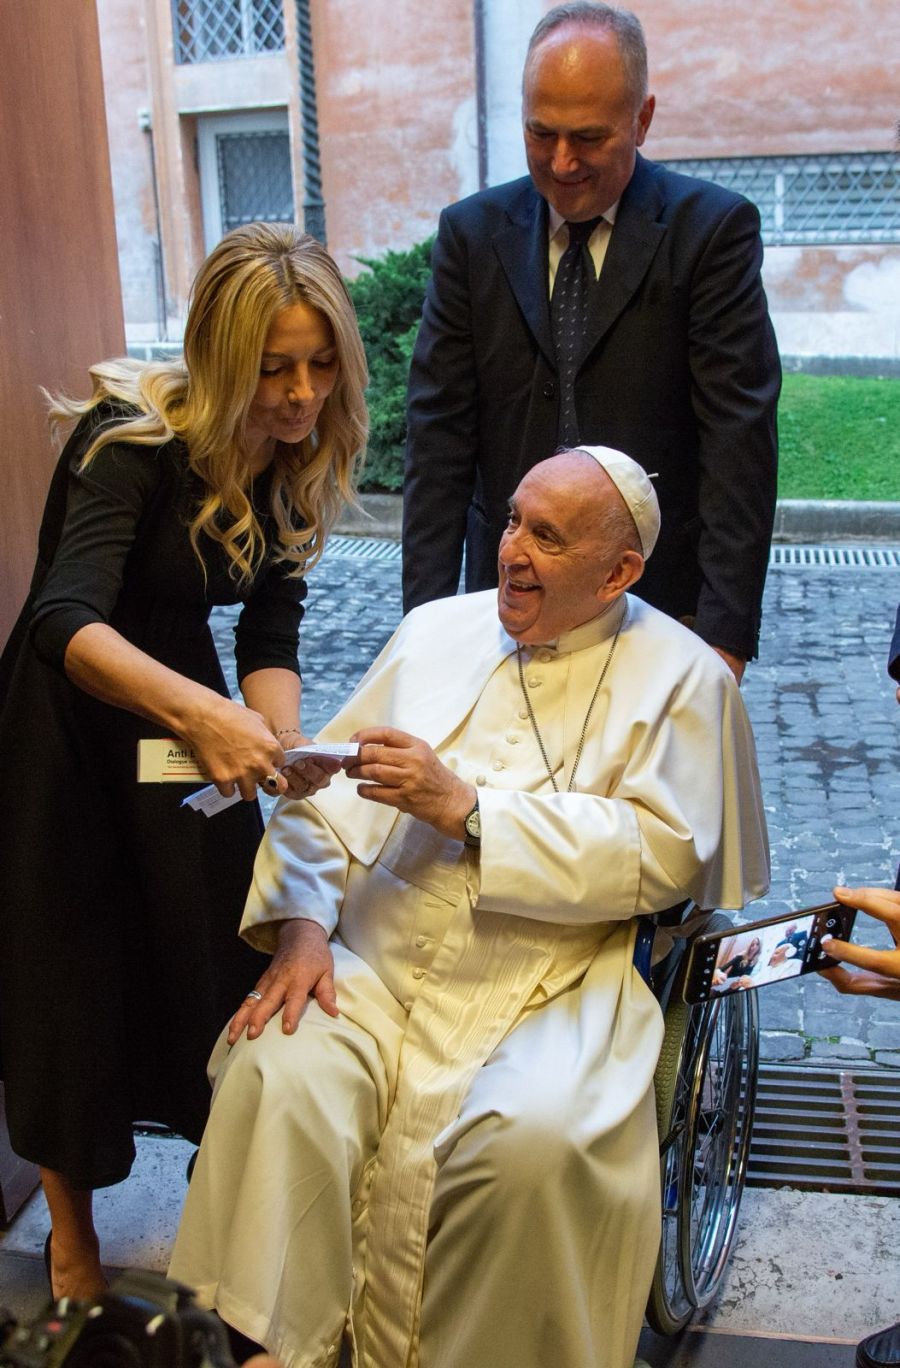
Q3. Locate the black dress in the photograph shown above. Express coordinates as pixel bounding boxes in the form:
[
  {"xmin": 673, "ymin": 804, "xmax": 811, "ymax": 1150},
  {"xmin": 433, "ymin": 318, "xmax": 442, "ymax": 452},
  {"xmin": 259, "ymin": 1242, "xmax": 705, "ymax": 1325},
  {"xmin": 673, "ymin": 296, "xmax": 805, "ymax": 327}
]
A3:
[{"xmin": 0, "ymin": 408, "xmax": 307, "ymax": 1189}]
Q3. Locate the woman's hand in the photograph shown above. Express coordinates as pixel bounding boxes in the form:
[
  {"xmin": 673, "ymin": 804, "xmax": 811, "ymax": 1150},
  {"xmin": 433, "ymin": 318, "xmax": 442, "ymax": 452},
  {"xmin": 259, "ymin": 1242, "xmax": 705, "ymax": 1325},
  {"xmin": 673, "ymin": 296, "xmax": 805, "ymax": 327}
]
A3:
[
  {"xmin": 183, "ymin": 695, "xmax": 287, "ymax": 801},
  {"xmin": 276, "ymin": 729, "xmax": 341, "ymax": 800},
  {"xmin": 820, "ymin": 885, "xmax": 900, "ymax": 1000},
  {"xmin": 227, "ymin": 919, "xmax": 338, "ymax": 1044},
  {"xmin": 62, "ymin": 626, "xmax": 287, "ymax": 799}
]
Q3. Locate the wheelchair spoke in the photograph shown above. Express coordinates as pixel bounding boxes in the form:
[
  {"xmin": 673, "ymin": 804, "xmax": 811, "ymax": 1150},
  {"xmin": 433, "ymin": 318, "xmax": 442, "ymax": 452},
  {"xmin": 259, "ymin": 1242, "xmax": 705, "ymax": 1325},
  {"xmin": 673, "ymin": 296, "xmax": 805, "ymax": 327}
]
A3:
[
  {"xmin": 679, "ymin": 988, "xmax": 760, "ymax": 1309},
  {"xmin": 647, "ymin": 915, "xmax": 760, "ymax": 1337}
]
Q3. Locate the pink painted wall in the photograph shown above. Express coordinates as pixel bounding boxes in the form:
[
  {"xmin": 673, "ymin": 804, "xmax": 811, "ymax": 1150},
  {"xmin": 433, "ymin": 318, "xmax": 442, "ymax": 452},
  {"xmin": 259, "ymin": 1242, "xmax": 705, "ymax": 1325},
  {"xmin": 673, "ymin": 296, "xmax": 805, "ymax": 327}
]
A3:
[
  {"xmin": 97, "ymin": 0, "xmax": 160, "ymax": 335},
  {"xmin": 626, "ymin": 0, "xmax": 896, "ymax": 158},
  {"xmin": 95, "ymin": 0, "xmax": 899, "ymax": 351},
  {"xmin": 313, "ymin": 0, "xmax": 479, "ymax": 274}
]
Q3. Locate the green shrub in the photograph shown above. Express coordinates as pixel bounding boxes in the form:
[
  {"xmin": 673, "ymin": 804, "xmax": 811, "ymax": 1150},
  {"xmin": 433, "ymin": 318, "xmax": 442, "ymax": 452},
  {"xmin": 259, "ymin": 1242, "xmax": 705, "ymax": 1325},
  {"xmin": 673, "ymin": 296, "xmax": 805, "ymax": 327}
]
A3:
[
  {"xmin": 346, "ymin": 238, "xmax": 433, "ymax": 491},
  {"xmin": 347, "ymin": 239, "xmax": 900, "ymax": 502}
]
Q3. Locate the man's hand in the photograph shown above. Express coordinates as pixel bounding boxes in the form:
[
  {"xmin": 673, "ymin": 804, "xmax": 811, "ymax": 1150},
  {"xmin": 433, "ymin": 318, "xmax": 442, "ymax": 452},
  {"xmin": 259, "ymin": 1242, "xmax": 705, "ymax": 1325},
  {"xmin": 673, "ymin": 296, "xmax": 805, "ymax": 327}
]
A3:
[
  {"xmin": 820, "ymin": 885, "xmax": 900, "ymax": 1001},
  {"xmin": 712, "ymin": 647, "xmax": 746, "ymax": 684},
  {"xmin": 344, "ymin": 727, "xmax": 476, "ymax": 840},
  {"xmin": 227, "ymin": 919, "xmax": 338, "ymax": 1043}
]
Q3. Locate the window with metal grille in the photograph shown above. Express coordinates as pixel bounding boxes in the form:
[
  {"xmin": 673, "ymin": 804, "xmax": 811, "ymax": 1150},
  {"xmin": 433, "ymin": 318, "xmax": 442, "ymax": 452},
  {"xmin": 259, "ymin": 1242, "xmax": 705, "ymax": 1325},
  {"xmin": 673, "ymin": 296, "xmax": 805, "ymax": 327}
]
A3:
[
  {"xmin": 172, "ymin": 0, "xmax": 284, "ymax": 64},
  {"xmin": 661, "ymin": 153, "xmax": 899, "ymax": 245},
  {"xmin": 216, "ymin": 131, "xmax": 293, "ymax": 234}
]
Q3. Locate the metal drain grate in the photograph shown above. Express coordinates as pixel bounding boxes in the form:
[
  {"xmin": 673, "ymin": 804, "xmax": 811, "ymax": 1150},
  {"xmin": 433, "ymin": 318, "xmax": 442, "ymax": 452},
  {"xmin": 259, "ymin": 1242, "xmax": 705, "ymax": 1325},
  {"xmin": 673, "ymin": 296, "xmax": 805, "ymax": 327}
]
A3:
[
  {"xmin": 326, "ymin": 540, "xmax": 900, "ymax": 569},
  {"xmin": 327, "ymin": 536, "xmax": 402, "ymax": 562},
  {"xmin": 748, "ymin": 1064, "xmax": 900, "ymax": 1195},
  {"xmin": 769, "ymin": 545, "xmax": 900, "ymax": 568}
]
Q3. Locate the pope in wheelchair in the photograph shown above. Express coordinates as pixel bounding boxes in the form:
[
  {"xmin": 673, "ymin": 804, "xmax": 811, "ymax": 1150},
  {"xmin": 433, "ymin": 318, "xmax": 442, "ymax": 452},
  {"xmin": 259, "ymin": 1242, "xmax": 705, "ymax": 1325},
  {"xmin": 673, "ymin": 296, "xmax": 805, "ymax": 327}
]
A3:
[{"xmin": 170, "ymin": 446, "xmax": 770, "ymax": 1368}]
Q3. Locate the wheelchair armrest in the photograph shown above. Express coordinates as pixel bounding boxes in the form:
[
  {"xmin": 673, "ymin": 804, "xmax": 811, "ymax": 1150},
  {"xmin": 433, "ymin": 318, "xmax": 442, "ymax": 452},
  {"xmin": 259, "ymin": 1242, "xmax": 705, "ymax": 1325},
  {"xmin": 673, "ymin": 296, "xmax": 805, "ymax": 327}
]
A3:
[{"xmin": 634, "ymin": 903, "xmax": 731, "ymax": 1015}]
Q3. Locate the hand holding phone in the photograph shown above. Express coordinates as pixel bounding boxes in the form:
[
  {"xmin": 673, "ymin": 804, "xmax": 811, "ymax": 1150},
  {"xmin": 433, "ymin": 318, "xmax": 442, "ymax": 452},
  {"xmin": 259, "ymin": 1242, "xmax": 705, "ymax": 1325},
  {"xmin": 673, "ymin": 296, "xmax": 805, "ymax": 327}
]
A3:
[
  {"xmin": 819, "ymin": 886, "xmax": 900, "ymax": 1001},
  {"xmin": 683, "ymin": 901, "xmax": 857, "ymax": 1004}
]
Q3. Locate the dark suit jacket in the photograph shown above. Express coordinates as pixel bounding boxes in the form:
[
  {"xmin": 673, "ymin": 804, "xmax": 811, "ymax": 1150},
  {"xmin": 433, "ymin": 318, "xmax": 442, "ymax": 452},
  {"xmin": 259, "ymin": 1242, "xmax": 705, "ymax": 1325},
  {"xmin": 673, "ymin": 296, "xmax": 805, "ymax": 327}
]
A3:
[{"xmin": 403, "ymin": 154, "xmax": 781, "ymax": 659}]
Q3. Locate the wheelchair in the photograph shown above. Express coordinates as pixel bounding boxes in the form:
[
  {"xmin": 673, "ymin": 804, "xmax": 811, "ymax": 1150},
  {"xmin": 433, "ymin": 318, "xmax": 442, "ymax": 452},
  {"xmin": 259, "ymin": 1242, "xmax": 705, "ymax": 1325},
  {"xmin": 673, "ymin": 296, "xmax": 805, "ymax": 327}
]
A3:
[{"xmin": 634, "ymin": 902, "xmax": 760, "ymax": 1336}]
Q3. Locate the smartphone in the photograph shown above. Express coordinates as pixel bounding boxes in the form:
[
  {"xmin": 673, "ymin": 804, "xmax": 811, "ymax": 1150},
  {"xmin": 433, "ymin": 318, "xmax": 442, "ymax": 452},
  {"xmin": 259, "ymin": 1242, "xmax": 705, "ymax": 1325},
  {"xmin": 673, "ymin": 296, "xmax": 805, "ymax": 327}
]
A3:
[{"xmin": 682, "ymin": 901, "xmax": 857, "ymax": 1004}]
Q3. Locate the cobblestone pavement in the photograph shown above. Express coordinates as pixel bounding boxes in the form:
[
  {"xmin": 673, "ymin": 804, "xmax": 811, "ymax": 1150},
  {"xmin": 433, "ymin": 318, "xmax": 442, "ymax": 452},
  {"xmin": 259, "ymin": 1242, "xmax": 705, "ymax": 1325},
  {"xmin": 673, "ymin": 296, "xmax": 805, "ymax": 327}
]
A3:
[{"xmin": 212, "ymin": 547, "xmax": 899, "ymax": 1066}]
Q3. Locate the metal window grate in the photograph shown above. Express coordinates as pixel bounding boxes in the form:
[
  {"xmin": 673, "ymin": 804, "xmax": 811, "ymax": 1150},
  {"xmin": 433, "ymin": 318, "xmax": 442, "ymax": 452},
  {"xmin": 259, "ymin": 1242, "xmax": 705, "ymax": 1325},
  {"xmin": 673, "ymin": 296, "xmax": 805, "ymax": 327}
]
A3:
[
  {"xmin": 662, "ymin": 153, "xmax": 900, "ymax": 245},
  {"xmin": 172, "ymin": 0, "xmax": 284, "ymax": 64},
  {"xmin": 216, "ymin": 131, "xmax": 293, "ymax": 233},
  {"xmin": 748, "ymin": 1064, "xmax": 900, "ymax": 1195}
]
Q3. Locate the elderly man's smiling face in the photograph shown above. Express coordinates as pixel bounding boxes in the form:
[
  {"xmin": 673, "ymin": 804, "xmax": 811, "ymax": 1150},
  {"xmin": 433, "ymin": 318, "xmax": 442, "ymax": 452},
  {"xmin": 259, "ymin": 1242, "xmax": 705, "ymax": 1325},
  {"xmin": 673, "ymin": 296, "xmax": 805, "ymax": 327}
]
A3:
[{"xmin": 497, "ymin": 452, "xmax": 643, "ymax": 644}]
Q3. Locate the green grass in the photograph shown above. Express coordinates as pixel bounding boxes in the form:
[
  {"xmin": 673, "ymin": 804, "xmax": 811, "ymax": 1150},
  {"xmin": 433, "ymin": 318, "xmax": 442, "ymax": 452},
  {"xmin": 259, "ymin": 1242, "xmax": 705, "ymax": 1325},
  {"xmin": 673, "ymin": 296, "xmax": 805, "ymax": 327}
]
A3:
[{"xmin": 777, "ymin": 374, "xmax": 900, "ymax": 501}]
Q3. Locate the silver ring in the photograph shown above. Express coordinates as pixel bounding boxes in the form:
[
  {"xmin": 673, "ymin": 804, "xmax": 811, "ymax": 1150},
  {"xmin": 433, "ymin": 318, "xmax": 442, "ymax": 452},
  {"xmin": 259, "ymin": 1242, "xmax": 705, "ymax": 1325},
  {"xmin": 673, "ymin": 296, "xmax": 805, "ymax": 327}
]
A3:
[
  {"xmin": 262, "ymin": 773, "xmax": 280, "ymax": 793},
  {"xmin": 245, "ymin": 989, "xmax": 263, "ymax": 1001}
]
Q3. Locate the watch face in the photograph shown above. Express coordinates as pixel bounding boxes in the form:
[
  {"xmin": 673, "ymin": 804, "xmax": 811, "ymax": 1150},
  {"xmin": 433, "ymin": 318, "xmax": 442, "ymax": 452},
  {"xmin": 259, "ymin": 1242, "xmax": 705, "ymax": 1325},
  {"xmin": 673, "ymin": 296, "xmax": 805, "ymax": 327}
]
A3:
[{"xmin": 465, "ymin": 806, "xmax": 481, "ymax": 839}]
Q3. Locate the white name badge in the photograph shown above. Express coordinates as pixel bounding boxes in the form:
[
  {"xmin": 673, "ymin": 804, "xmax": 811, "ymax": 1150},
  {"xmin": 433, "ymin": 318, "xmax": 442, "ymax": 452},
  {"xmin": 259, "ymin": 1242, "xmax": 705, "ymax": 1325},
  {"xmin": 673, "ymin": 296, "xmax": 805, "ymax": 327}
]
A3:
[{"xmin": 137, "ymin": 738, "xmax": 207, "ymax": 782}]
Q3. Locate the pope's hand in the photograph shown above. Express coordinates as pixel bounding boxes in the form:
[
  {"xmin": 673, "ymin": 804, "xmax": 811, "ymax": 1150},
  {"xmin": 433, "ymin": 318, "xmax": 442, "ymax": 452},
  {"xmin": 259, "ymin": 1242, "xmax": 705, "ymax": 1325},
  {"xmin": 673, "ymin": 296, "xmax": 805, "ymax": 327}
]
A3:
[
  {"xmin": 344, "ymin": 726, "xmax": 476, "ymax": 840},
  {"xmin": 227, "ymin": 919, "xmax": 338, "ymax": 1043}
]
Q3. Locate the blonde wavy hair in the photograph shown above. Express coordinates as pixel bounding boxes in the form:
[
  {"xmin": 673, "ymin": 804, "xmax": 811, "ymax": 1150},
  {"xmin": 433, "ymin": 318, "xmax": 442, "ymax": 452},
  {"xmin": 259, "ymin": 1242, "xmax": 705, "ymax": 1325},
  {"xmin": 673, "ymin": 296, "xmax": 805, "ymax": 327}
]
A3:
[{"xmin": 49, "ymin": 223, "xmax": 369, "ymax": 583}]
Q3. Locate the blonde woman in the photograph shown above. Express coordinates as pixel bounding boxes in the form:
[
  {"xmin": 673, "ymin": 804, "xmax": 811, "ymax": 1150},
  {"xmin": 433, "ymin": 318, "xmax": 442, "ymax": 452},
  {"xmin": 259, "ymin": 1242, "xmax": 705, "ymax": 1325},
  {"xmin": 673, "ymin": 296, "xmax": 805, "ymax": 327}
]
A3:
[{"xmin": 0, "ymin": 223, "xmax": 367, "ymax": 1300}]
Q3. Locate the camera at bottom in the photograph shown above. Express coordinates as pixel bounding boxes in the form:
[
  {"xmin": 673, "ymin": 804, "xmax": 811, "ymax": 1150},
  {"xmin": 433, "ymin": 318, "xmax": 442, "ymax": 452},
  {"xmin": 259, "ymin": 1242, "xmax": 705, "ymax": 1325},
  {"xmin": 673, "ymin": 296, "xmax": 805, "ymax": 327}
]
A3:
[{"xmin": 0, "ymin": 1269, "xmax": 236, "ymax": 1368}]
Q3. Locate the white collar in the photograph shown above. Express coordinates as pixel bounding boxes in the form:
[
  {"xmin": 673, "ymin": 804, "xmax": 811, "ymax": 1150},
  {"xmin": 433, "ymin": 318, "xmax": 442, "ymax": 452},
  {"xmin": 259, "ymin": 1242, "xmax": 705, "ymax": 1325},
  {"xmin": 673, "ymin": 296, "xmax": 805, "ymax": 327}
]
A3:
[
  {"xmin": 502, "ymin": 595, "xmax": 628, "ymax": 657},
  {"xmin": 547, "ymin": 200, "xmax": 619, "ymax": 240}
]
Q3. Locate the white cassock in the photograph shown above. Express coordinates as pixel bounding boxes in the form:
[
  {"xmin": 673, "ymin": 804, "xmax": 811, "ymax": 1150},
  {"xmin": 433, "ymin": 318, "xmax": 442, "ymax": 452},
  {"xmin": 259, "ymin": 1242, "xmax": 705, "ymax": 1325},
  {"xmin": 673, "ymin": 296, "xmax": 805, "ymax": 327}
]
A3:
[{"xmin": 170, "ymin": 591, "xmax": 770, "ymax": 1368}]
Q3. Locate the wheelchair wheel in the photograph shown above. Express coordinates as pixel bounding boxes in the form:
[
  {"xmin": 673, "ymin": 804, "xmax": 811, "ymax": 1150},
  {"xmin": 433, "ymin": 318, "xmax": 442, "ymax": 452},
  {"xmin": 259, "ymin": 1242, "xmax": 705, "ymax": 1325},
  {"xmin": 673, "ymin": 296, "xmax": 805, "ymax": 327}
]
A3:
[{"xmin": 645, "ymin": 919, "xmax": 759, "ymax": 1335}]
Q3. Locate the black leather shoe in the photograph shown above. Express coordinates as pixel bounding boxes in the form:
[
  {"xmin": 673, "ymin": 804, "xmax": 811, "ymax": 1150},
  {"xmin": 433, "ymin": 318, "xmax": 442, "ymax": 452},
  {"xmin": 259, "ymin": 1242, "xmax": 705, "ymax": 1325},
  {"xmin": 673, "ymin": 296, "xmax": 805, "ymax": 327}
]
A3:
[
  {"xmin": 858, "ymin": 1323, "xmax": 900, "ymax": 1367},
  {"xmin": 43, "ymin": 1232, "xmax": 53, "ymax": 1294}
]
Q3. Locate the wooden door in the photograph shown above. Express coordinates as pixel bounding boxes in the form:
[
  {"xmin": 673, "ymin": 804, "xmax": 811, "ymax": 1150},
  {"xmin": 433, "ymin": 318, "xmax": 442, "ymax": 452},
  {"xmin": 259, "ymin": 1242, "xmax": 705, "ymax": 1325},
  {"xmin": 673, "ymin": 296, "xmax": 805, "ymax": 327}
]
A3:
[{"xmin": 0, "ymin": 0, "xmax": 125, "ymax": 1221}]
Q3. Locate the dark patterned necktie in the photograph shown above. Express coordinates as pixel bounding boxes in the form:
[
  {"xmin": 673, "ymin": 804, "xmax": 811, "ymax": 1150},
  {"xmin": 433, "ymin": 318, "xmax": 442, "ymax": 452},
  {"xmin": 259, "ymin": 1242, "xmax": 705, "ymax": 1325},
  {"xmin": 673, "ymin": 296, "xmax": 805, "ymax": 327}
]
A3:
[{"xmin": 551, "ymin": 217, "xmax": 603, "ymax": 445}]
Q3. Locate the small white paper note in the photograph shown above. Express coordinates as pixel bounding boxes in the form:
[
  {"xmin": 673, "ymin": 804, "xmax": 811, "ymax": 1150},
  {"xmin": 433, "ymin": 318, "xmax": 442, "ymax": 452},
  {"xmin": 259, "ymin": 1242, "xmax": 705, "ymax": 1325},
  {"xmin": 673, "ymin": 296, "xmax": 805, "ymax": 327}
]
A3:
[
  {"xmin": 181, "ymin": 742, "xmax": 360, "ymax": 817},
  {"xmin": 181, "ymin": 786, "xmax": 243, "ymax": 817},
  {"xmin": 283, "ymin": 743, "xmax": 361, "ymax": 763}
]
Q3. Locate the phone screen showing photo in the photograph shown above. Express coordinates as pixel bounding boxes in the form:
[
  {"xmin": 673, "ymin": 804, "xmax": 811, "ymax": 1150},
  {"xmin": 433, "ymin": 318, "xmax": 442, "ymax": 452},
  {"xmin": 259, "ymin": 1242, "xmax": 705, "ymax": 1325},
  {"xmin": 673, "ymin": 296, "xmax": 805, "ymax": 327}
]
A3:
[
  {"xmin": 712, "ymin": 917, "xmax": 814, "ymax": 990},
  {"xmin": 683, "ymin": 902, "xmax": 856, "ymax": 1004}
]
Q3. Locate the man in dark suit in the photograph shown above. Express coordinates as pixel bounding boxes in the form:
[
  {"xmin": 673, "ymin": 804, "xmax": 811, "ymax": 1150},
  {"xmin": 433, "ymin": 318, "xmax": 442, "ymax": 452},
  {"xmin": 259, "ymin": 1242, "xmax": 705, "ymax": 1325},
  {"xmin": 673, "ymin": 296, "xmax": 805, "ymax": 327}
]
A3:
[{"xmin": 403, "ymin": 0, "xmax": 780, "ymax": 681}]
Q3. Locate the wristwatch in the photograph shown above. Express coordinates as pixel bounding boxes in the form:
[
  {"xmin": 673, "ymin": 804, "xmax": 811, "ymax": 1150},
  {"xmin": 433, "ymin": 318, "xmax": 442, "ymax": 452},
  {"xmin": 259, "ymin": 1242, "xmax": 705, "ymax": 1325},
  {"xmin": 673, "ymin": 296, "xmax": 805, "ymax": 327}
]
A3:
[{"xmin": 463, "ymin": 799, "xmax": 481, "ymax": 848}]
